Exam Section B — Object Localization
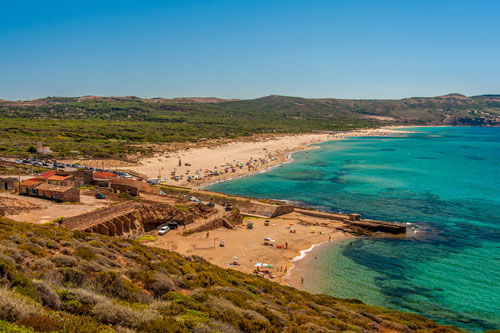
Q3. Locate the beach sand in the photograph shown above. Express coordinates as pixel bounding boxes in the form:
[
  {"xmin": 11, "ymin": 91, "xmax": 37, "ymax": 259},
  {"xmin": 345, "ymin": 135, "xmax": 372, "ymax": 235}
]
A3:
[
  {"xmin": 136, "ymin": 127, "xmax": 411, "ymax": 188},
  {"xmin": 63, "ymin": 127, "xmax": 412, "ymax": 188},
  {"xmin": 65, "ymin": 126, "xmax": 410, "ymax": 284},
  {"xmin": 147, "ymin": 211, "xmax": 354, "ymax": 284}
]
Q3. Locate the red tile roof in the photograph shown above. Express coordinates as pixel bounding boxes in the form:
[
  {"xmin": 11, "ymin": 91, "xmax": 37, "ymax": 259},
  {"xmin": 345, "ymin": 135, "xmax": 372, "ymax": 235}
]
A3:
[
  {"xmin": 93, "ymin": 171, "xmax": 117, "ymax": 179},
  {"xmin": 47, "ymin": 175, "xmax": 72, "ymax": 181},
  {"xmin": 38, "ymin": 171, "xmax": 57, "ymax": 179},
  {"xmin": 21, "ymin": 178, "xmax": 43, "ymax": 187}
]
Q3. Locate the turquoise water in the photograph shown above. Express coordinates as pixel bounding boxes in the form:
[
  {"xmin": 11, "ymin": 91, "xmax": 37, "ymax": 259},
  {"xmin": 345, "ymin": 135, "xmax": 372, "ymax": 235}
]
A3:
[{"xmin": 208, "ymin": 127, "xmax": 500, "ymax": 332}]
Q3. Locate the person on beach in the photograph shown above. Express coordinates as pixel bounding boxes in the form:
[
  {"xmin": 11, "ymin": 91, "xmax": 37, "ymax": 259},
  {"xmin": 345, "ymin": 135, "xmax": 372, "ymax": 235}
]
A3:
[
  {"xmin": 206, "ymin": 232, "xmax": 209, "ymax": 238},
  {"xmin": 329, "ymin": 235, "xmax": 331, "ymax": 242},
  {"xmin": 285, "ymin": 242, "xmax": 288, "ymax": 249},
  {"xmin": 301, "ymin": 277, "xmax": 304, "ymax": 284}
]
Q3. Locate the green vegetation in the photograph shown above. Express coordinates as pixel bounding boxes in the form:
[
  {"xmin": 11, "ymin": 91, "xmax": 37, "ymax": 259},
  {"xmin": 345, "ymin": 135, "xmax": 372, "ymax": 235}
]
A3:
[
  {"xmin": 2, "ymin": 94, "xmax": 498, "ymax": 159},
  {"xmin": 0, "ymin": 217, "xmax": 460, "ymax": 332},
  {"xmin": 117, "ymin": 192, "xmax": 139, "ymax": 201},
  {"xmin": 136, "ymin": 234, "xmax": 157, "ymax": 242}
]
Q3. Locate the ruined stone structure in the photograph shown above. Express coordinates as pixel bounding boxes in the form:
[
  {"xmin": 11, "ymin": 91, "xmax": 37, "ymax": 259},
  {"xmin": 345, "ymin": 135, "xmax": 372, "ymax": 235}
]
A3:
[
  {"xmin": 184, "ymin": 209, "xmax": 243, "ymax": 235},
  {"xmin": 62, "ymin": 201, "xmax": 196, "ymax": 237},
  {"xmin": 158, "ymin": 188, "xmax": 294, "ymax": 217}
]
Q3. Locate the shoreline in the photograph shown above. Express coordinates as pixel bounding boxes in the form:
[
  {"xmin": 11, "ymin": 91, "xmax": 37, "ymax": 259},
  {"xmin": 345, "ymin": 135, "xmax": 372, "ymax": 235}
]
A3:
[
  {"xmin": 62, "ymin": 126, "xmax": 416, "ymax": 189},
  {"xmin": 190, "ymin": 126, "xmax": 415, "ymax": 189},
  {"xmin": 147, "ymin": 211, "xmax": 356, "ymax": 285},
  {"xmin": 283, "ymin": 237, "xmax": 355, "ymax": 291},
  {"xmin": 196, "ymin": 147, "xmax": 310, "ymax": 190},
  {"xmin": 60, "ymin": 126, "xmax": 416, "ymax": 287},
  {"xmin": 183, "ymin": 126, "xmax": 416, "ymax": 189}
]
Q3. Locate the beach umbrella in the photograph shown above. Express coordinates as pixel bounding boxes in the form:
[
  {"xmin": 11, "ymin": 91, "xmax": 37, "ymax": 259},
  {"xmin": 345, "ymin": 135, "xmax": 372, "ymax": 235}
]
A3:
[
  {"xmin": 311, "ymin": 228, "xmax": 316, "ymax": 231},
  {"xmin": 267, "ymin": 264, "xmax": 274, "ymax": 268},
  {"xmin": 265, "ymin": 220, "xmax": 270, "ymax": 222},
  {"xmin": 264, "ymin": 237, "xmax": 271, "ymax": 241},
  {"xmin": 232, "ymin": 256, "xmax": 239, "ymax": 260}
]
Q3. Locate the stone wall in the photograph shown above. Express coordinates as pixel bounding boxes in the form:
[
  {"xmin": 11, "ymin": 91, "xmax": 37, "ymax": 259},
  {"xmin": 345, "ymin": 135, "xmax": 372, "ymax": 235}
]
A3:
[
  {"xmin": 62, "ymin": 201, "xmax": 196, "ymax": 237},
  {"xmin": 159, "ymin": 187, "xmax": 294, "ymax": 217},
  {"xmin": 185, "ymin": 209, "xmax": 243, "ymax": 235}
]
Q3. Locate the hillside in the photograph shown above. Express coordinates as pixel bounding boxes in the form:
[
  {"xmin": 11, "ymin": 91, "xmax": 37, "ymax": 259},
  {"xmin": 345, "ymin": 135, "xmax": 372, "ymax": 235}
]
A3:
[
  {"xmin": 0, "ymin": 94, "xmax": 499, "ymax": 159},
  {"xmin": 0, "ymin": 218, "xmax": 460, "ymax": 332}
]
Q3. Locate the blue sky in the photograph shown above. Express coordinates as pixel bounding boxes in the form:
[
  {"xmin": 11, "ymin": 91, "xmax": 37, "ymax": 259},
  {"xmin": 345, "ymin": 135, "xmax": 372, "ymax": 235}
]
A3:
[{"xmin": 1, "ymin": 0, "xmax": 499, "ymax": 100}]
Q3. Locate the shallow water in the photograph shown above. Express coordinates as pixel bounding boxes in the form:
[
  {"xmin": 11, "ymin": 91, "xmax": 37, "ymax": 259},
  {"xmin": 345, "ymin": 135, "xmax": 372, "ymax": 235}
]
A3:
[{"xmin": 208, "ymin": 127, "xmax": 500, "ymax": 331}]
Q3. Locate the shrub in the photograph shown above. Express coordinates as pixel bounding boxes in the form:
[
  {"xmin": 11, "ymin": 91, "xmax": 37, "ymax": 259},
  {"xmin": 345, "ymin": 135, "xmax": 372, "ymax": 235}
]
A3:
[
  {"xmin": 136, "ymin": 234, "xmax": 157, "ymax": 242},
  {"xmin": 92, "ymin": 300, "xmax": 161, "ymax": 328},
  {"xmin": 17, "ymin": 316, "xmax": 62, "ymax": 332},
  {"xmin": 90, "ymin": 271, "xmax": 151, "ymax": 303},
  {"xmin": 145, "ymin": 273, "xmax": 174, "ymax": 297},
  {"xmin": 11, "ymin": 274, "xmax": 40, "ymax": 302},
  {"xmin": 62, "ymin": 315, "xmax": 114, "ymax": 333},
  {"xmin": 79, "ymin": 260, "xmax": 104, "ymax": 272},
  {"xmin": 0, "ymin": 319, "xmax": 36, "ymax": 333},
  {"xmin": 51, "ymin": 255, "xmax": 77, "ymax": 267},
  {"xmin": 52, "ymin": 217, "xmax": 64, "ymax": 224},
  {"xmin": 0, "ymin": 287, "xmax": 41, "ymax": 322},
  {"xmin": 0, "ymin": 255, "xmax": 14, "ymax": 279},
  {"xmin": 118, "ymin": 192, "xmax": 137, "ymax": 201},
  {"xmin": 33, "ymin": 280, "xmax": 61, "ymax": 310},
  {"xmin": 74, "ymin": 246, "xmax": 97, "ymax": 261},
  {"xmin": 60, "ymin": 240, "xmax": 73, "ymax": 247},
  {"xmin": 76, "ymin": 290, "xmax": 109, "ymax": 305},
  {"xmin": 178, "ymin": 309, "xmax": 210, "ymax": 329},
  {"xmin": 58, "ymin": 267, "xmax": 86, "ymax": 286},
  {"xmin": 138, "ymin": 318, "xmax": 189, "ymax": 333}
]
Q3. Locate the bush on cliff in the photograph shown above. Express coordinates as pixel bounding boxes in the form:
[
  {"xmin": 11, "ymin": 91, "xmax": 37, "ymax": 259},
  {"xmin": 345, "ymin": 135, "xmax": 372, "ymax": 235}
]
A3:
[{"xmin": 0, "ymin": 218, "xmax": 462, "ymax": 332}]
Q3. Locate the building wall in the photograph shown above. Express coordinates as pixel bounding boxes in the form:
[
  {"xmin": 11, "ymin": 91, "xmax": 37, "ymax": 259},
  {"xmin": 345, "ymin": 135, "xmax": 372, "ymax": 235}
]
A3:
[
  {"xmin": 111, "ymin": 184, "xmax": 139, "ymax": 196},
  {"xmin": 0, "ymin": 178, "xmax": 16, "ymax": 190},
  {"xmin": 61, "ymin": 188, "xmax": 80, "ymax": 202},
  {"xmin": 19, "ymin": 185, "xmax": 80, "ymax": 203}
]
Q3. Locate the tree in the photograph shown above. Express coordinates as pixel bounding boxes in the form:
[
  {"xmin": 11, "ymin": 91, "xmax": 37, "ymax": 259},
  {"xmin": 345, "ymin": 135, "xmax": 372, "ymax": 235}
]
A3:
[{"xmin": 27, "ymin": 146, "xmax": 37, "ymax": 154}]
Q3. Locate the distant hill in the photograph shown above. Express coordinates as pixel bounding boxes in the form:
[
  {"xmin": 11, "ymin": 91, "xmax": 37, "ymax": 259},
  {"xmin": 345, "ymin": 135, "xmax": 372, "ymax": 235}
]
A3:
[{"xmin": 0, "ymin": 93, "xmax": 498, "ymax": 158}]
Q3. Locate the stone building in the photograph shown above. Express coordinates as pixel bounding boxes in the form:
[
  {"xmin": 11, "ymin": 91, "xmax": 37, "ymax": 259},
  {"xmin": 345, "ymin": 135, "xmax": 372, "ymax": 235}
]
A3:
[
  {"xmin": 111, "ymin": 183, "xmax": 139, "ymax": 196},
  {"xmin": 18, "ymin": 179, "xmax": 80, "ymax": 202},
  {"xmin": 0, "ymin": 177, "xmax": 16, "ymax": 191}
]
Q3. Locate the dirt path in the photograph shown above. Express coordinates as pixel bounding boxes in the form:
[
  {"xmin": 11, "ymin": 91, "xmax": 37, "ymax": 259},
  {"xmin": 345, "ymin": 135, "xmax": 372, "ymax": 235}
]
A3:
[{"xmin": 0, "ymin": 192, "xmax": 112, "ymax": 224}]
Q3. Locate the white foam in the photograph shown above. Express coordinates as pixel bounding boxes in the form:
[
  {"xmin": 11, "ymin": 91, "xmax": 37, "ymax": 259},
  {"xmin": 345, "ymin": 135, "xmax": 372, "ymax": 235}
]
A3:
[{"xmin": 291, "ymin": 241, "xmax": 327, "ymax": 262}]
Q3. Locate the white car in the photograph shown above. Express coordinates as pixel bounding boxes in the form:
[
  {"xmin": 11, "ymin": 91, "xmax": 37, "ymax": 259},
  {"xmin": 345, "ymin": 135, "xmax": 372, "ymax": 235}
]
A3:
[
  {"xmin": 158, "ymin": 226, "xmax": 170, "ymax": 235},
  {"xmin": 189, "ymin": 196, "xmax": 202, "ymax": 203}
]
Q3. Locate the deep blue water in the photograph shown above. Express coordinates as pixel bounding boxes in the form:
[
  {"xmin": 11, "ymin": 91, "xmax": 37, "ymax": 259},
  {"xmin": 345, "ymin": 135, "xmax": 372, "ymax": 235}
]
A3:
[{"xmin": 208, "ymin": 127, "xmax": 500, "ymax": 332}]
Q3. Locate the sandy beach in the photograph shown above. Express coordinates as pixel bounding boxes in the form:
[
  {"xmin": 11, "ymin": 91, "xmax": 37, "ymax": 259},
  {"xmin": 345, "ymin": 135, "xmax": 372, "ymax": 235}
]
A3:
[
  {"xmin": 59, "ymin": 126, "xmax": 412, "ymax": 287},
  {"xmin": 147, "ymin": 211, "xmax": 354, "ymax": 284},
  {"xmin": 64, "ymin": 126, "xmax": 412, "ymax": 188}
]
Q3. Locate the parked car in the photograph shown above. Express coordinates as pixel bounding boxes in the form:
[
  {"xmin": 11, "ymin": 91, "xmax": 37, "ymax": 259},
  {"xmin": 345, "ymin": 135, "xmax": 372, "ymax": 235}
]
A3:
[
  {"xmin": 224, "ymin": 202, "xmax": 233, "ymax": 211},
  {"xmin": 95, "ymin": 193, "xmax": 106, "ymax": 199},
  {"xmin": 167, "ymin": 222, "xmax": 179, "ymax": 230},
  {"xmin": 206, "ymin": 202, "xmax": 215, "ymax": 208},
  {"xmin": 189, "ymin": 196, "xmax": 202, "ymax": 203},
  {"xmin": 158, "ymin": 226, "xmax": 170, "ymax": 235}
]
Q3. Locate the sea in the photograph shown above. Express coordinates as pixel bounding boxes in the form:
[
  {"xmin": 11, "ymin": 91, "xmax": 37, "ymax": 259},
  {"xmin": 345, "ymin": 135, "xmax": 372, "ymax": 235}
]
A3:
[{"xmin": 207, "ymin": 127, "xmax": 500, "ymax": 332}]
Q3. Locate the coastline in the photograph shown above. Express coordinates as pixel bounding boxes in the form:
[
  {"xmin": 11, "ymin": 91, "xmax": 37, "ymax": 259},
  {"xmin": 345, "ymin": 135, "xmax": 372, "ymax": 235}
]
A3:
[
  {"xmin": 62, "ymin": 126, "xmax": 416, "ymax": 189},
  {"xmin": 64, "ymin": 126, "xmax": 416, "ymax": 287},
  {"xmin": 147, "ymin": 211, "xmax": 356, "ymax": 285},
  {"xmin": 143, "ymin": 126, "xmax": 415, "ymax": 285}
]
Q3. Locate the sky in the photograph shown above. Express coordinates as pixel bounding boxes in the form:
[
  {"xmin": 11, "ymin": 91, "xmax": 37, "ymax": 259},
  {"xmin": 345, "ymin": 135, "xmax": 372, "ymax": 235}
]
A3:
[{"xmin": 1, "ymin": 0, "xmax": 499, "ymax": 100}]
